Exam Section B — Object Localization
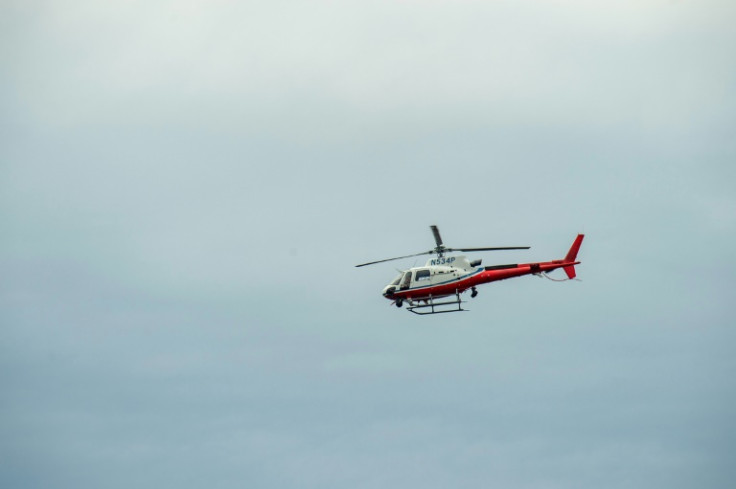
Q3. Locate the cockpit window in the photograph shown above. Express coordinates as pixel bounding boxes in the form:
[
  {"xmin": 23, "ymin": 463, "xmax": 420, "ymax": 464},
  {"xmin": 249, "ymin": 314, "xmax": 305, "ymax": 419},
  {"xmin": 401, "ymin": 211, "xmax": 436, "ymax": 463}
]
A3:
[
  {"xmin": 390, "ymin": 274, "xmax": 402, "ymax": 286},
  {"xmin": 400, "ymin": 271, "xmax": 412, "ymax": 290},
  {"xmin": 415, "ymin": 269, "xmax": 431, "ymax": 281}
]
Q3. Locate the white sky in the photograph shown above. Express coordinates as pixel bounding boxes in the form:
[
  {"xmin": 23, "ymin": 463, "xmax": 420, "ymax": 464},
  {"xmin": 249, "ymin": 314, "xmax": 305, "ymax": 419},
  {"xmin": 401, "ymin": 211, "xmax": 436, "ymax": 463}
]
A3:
[{"xmin": 2, "ymin": 1, "xmax": 735, "ymax": 488}]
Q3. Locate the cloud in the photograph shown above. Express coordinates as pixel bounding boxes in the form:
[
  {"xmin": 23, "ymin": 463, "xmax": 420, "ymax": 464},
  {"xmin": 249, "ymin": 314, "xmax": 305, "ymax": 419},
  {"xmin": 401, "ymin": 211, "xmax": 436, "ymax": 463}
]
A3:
[
  {"xmin": 2, "ymin": 1, "xmax": 735, "ymax": 488},
  {"xmin": 7, "ymin": 0, "xmax": 735, "ymax": 137}
]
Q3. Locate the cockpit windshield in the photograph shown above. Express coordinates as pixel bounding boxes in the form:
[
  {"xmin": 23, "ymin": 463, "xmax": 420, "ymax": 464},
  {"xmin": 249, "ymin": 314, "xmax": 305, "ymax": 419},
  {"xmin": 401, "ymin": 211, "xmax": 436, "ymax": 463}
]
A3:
[{"xmin": 390, "ymin": 274, "xmax": 402, "ymax": 286}]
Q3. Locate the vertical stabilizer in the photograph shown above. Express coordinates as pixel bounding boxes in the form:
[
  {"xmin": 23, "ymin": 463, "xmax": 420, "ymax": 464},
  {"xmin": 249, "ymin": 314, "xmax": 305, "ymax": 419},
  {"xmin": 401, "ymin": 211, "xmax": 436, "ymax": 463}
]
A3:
[
  {"xmin": 565, "ymin": 234, "xmax": 584, "ymax": 262},
  {"xmin": 563, "ymin": 234, "xmax": 584, "ymax": 279}
]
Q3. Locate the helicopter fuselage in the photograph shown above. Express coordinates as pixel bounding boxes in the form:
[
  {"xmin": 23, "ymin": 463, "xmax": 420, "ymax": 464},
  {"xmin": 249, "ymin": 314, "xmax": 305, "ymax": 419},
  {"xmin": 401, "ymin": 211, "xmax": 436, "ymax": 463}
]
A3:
[
  {"xmin": 356, "ymin": 226, "xmax": 583, "ymax": 314},
  {"xmin": 382, "ymin": 257, "xmax": 579, "ymax": 303}
]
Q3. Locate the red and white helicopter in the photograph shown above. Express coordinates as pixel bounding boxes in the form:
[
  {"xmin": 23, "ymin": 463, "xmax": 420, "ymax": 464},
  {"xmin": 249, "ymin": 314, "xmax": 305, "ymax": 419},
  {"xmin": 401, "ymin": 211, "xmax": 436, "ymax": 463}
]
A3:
[{"xmin": 356, "ymin": 225, "xmax": 584, "ymax": 315}]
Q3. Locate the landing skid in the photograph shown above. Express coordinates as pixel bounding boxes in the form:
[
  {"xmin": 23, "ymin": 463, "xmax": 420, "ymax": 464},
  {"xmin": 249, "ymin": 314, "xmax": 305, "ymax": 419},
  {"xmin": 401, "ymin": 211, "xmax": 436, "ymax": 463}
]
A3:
[{"xmin": 407, "ymin": 291, "xmax": 467, "ymax": 315}]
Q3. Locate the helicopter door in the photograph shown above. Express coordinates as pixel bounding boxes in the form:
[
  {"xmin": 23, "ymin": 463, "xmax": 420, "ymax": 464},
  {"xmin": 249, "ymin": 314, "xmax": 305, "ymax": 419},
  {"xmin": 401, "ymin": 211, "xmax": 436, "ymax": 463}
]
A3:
[{"xmin": 400, "ymin": 271, "xmax": 413, "ymax": 290}]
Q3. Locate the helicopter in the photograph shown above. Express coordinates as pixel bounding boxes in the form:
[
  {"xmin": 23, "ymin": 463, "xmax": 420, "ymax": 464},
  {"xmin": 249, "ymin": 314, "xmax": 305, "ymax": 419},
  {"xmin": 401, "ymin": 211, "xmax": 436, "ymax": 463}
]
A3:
[{"xmin": 356, "ymin": 225, "xmax": 584, "ymax": 315}]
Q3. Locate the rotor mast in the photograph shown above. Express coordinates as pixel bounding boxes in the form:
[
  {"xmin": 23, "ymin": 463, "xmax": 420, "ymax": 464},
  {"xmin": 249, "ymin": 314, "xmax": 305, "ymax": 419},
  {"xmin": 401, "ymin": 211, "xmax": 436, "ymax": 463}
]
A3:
[{"xmin": 430, "ymin": 224, "xmax": 447, "ymax": 258}]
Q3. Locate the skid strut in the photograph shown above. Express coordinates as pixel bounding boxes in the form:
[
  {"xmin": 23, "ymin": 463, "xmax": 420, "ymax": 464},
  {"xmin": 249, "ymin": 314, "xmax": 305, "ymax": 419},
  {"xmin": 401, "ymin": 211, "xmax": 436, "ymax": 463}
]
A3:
[{"xmin": 406, "ymin": 290, "xmax": 467, "ymax": 315}]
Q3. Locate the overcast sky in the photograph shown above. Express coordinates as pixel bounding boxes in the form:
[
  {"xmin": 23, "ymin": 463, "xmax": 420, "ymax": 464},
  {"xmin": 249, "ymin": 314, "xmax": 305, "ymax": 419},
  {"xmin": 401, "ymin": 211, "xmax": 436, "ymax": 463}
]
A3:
[{"xmin": 2, "ymin": 1, "xmax": 735, "ymax": 488}]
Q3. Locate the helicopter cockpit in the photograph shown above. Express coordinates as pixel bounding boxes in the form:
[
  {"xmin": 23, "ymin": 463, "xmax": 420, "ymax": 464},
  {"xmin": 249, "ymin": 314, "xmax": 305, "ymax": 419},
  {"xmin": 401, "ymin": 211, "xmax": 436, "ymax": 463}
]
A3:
[
  {"xmin": 382, "ymin": 272, "xmax": 405, "ymax": 298},
  {"xmin": 382, "ymin": 267, "xmax": 444, "ymax": 297}
]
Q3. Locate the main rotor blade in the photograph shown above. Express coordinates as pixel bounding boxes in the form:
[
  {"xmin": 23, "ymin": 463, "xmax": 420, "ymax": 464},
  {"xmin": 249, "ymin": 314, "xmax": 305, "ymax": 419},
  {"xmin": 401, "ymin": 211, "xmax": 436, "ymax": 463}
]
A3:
[
  {"xmin": 355, "ymin": 251, "xmax": 433, "ymax": 268},
  {"xmin": 430, "ymin": 225, "xmax": 443, "ymax": 248},
  {"xmin": 447, "ymin": 246, "xmax": 530, "ymax": 252}
]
